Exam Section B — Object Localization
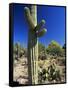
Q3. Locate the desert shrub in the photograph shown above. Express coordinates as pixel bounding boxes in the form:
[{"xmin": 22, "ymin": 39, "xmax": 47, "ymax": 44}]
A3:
[
  {"xmin": 46, "ymin": 40, "xmax": 64, "ymax": 56},
  {"xmin": 38, "ymin": 63, "xmax": 61, "ymax": 83},
  {"xmin": 47, "ymin": 64, "xmax": 61, "ymax": 81},
  {"xmin": 60, "ymin": 57, "xmax": 66, "ymax": 66},
  {"xmin": 62, "ymin": 59, "xmax": 66, "ymax": 66},
  {"xmin": 62, "ymin": 68, "xmax": 65, "ymax": 74},
  {"xmin": 38, "ymin": 42, "xmax": 47, "ymax": 60},
  {"xmin": 38, "ymin": 68, "xmax": 47, "ymax": 83},
  {"xmin": 39, "ymin": 54, "xmax": 47, "ymax": 60},
  {"xmin": 57, "ymin": 57, "xmax": 65, "ymax": 66}
]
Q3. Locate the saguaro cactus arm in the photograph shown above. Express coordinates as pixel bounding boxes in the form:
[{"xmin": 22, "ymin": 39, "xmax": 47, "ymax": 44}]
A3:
[
  {"xmin": 24, "ymin": 7, "xmax": 47, "ymax": 36},
  {"xmin": 37, "ymin": 28, "xmax": 47, "ymax": 37},
  {"xmin": 24, "ymin": 7, "xmax": 35, "ymax": 29},
  {"xmin": 34, "ymin": 20, "xmax": 45, "ymax": 32}
]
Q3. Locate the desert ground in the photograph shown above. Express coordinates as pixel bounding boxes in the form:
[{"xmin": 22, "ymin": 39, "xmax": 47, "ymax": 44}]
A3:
[{"xmin": 13, "ymin": 55, "xmax": 65, "ymax": 84}]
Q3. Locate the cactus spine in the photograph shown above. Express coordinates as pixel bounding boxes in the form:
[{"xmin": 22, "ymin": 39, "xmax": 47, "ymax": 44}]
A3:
[{"xmin": 24, "ymin": 5, "xmax": 47, "ymax": 84}]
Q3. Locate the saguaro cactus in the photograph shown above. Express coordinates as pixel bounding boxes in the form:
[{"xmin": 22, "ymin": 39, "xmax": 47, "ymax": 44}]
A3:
[
  {"xmin": 24, "ymin": 5, "xmax": 47, "ymax": 84},
  {"xmin": 15, "ymin": 42, "xmax": 20, "ymax": 60}
]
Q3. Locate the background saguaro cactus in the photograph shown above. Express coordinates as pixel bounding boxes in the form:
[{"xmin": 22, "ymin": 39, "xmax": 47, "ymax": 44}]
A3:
[
  {"xmin": 15, "ymin": 42, "xmax": 21, "ymax": 60},
  {"xmin": 24, "ymin": 5, "xmax": 47, "ymax": 84}
]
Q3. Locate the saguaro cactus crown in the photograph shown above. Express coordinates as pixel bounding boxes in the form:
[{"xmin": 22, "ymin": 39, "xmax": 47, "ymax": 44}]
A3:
[{"xmin": 24, "ymin": 5, "xmax": 47, "ymax": 84}]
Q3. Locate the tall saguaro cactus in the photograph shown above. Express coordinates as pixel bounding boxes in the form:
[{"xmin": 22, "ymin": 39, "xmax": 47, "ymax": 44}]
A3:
[{"xmin": 24, "ymin": 5, "xmax": 47, "ymax": 84}]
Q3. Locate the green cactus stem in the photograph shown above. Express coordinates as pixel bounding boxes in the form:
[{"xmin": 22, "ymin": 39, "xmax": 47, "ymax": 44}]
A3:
[
  {"xmin": 16, "ymin": 42, "xmax": 20, "ymax": 60},
  {"xmin": 34, "ymin": 20, "xmax": 45, "ymax": 32},
  {"xmin": 24, "ymin": 5, "xmax": 47, "ymax": 84},
  {"xmin": 37, "ymin": 28, "xmax": 47, "ymax": 37},
  {"xmin": 24, "ymin": 7, "xmax": 35, "ymax": 30}
]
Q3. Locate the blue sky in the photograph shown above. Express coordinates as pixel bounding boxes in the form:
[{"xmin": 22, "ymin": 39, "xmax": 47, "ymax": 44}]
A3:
[{"xmin": 13, "ymin": 4, "xmax": 66, "ymax": 47}]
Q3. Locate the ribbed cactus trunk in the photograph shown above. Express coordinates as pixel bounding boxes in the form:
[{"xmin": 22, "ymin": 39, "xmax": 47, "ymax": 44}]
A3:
[
  {"xmin": 28, "ymin": 5, "xmax": 38, "ymax": 84},
  {"xmin": 24, "ymin": 5, "xmax": 47, "ymax": 85}
]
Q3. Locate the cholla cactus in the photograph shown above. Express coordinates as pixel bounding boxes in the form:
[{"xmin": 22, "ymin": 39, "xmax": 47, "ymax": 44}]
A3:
[{"xmin": 24, "ymin": 5, "xmax": 47, "ymax": 84}]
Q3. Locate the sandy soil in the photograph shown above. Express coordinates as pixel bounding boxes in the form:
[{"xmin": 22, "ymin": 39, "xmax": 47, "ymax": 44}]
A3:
[
  {"xmin": 13, "ymin": 56, "xmax": 65, "ymax": 84},
  {"xmin": 13, "ymin": 56, "xmax": 28, "ymax": 84}
]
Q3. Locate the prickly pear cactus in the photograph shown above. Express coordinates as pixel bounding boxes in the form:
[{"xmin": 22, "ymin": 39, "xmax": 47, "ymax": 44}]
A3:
[{"xmin": 24, "ymin": 5, "xmax": 47, "ymax": 84}]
